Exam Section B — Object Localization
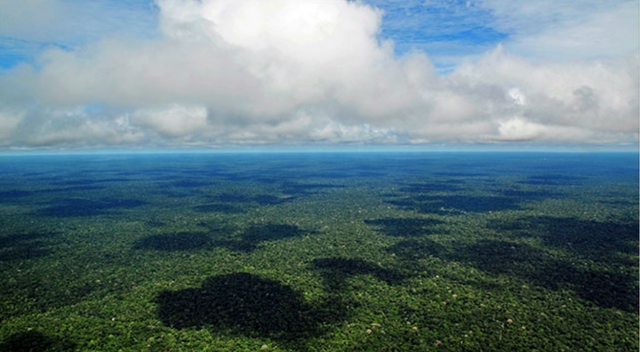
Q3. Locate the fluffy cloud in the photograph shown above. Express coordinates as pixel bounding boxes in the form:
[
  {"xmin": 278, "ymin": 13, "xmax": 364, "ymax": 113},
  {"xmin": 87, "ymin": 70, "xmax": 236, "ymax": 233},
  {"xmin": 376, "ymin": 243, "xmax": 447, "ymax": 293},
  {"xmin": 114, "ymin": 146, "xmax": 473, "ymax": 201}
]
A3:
[
  {"xmin": 1, "ymin": 106, "xmax": 143, "ymax": 147},
  {"xmin": 0, "ymin": 0, "xmax": 637, "ymax": 149},
  {"xmin": 131, "ymin": 105, "xmax": 208, "ymax": 138}
]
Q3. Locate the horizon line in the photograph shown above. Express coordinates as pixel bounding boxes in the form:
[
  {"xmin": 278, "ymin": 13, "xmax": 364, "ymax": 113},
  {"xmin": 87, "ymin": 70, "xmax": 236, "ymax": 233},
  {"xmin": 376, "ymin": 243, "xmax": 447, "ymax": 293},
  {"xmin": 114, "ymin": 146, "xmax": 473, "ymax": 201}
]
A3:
[{"xmin": 1, "ymin": 146, "xmax": 638, "ymax": 157}]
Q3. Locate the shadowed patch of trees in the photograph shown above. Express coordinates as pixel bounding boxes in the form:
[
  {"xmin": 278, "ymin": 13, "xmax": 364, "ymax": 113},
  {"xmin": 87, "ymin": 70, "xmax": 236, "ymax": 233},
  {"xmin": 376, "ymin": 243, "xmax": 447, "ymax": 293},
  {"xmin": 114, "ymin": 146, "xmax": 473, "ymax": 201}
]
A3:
[
  {"xmin": 0, "ymin": 331, "xmax": 75, "ymax": 352},
  {"xmin": 155, "ymin": 273, "xmax": 345, "ymax": 349},
  {"xmin": 311, "ymin": 257, "xmax": 407, "ymax": 289},
  {"xmin": 35, "ymin": 197, "xmax": 146, "ymax": 217},
  {"xmin": 364, "ymin": 218, "xmax": 446, "ymax": 237}
]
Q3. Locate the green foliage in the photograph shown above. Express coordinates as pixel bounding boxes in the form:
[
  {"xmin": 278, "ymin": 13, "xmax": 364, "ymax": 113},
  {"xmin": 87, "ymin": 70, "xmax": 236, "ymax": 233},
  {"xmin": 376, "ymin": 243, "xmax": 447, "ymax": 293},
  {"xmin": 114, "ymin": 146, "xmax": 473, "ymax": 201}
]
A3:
[{"xmin": 0, "ymin": 153, "xmax": 637, "ymax": 351}]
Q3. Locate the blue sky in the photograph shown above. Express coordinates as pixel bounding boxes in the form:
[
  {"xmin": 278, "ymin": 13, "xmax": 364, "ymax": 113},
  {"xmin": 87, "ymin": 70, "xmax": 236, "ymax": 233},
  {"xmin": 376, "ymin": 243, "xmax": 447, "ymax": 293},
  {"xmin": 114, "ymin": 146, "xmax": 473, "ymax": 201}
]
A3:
[
  {"xmin": 0, "ymin": 0, "xmax": 637, "ymax": 151},
  {"xmin": 0, "ymin": 0, "xmax": 159, "ymax": 69},
  {"xmin": 368, "ymin": 0, "xmax": 508, "ymax": 72}
]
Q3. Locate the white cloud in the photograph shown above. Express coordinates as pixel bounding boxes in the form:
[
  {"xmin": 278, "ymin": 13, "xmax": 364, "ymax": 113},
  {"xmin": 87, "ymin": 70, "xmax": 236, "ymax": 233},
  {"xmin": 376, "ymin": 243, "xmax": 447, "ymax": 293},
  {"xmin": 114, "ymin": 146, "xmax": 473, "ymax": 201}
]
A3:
[
  {"xmin": 451, "ymin": 46, "xmax": 639, "ymax": 133},
  {"xmin": 498, "ymin": 117, "xmax": 546, "ymax": 141},
  {"xmin": 131, "ymin": 104, "xmax": 208, "ymax": 138},
  {"xmin": 477, "ymin": 0, "xmax": 639, "ymax": 61},
  {"xmin": 0, "ymin": 109, "xmax": 25, "ymax": 142},
  {"xmin": 2, "ymin": 106, "xmax": 144, "ymax": 148},
  {"xmin": 0, "ymin": 0, "xmax": 637, "ymax": 149},
  {"xmin": 308, "ymin": 119, "xmax": 396, "ymax": 144}
]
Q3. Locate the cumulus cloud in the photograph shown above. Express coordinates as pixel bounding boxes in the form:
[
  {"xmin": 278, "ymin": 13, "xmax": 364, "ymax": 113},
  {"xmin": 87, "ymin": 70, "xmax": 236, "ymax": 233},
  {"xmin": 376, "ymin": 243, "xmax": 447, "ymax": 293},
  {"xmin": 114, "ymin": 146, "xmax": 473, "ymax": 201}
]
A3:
[
  {"xmin": 0, "ymin": 0, "xmax": 637, "ymax": 149},
  {"xmin": 131, "ymin": 104, "xmax": 208, "ymax": 137},
  {"xmin": 0, "ymin": 109, "xmax": 25, "ymax": 143},
  {"xmin": 0, "ymin": 107, "xmax": 139, "ymax": 149}
]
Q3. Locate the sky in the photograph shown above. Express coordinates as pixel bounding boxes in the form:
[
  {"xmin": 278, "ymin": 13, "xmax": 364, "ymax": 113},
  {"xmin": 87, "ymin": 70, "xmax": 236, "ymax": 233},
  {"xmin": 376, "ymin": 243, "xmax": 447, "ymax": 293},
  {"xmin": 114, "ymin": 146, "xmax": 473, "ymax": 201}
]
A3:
[{"xmin": 0, "ymin": 0, "xmax": 638, "ymax": 151}]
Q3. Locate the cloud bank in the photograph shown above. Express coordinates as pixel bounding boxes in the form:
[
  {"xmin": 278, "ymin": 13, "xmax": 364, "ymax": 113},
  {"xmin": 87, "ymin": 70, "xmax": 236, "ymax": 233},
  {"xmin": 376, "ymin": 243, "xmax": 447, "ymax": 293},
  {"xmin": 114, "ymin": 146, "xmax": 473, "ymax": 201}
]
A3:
[{"xmin": 0, "ymin": 0, "xmax": 637, "ymax": 149}]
